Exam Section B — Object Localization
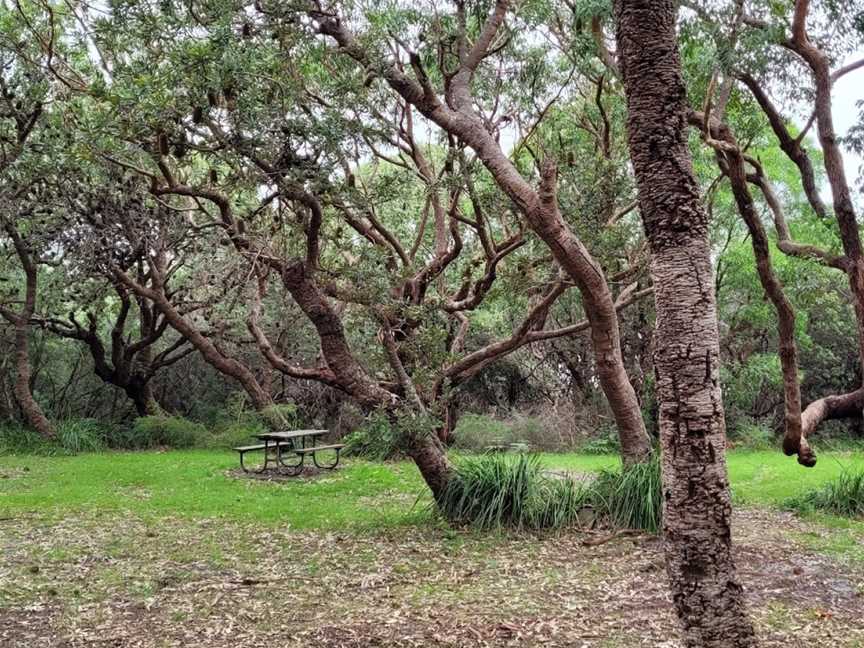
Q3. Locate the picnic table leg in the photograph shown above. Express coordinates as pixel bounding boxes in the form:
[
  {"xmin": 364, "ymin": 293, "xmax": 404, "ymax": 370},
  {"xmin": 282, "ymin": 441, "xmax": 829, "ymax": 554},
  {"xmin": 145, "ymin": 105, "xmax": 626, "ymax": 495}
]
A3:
[
  {"xmin": 252, "ymin": 439, "xmax": 272, "ymax": 474},
  {"xmin": 312, "ymin": 447, "xmax": 341, "ymax": 470},
  {"xmin": 276, "ymin": 444, "xmax": 304, "ymax": 473}
]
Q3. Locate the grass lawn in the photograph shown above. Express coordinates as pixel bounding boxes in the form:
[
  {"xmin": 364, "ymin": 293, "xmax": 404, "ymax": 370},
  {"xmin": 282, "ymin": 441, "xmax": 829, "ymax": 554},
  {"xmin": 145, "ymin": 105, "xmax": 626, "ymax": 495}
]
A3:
[
  {"xmin": 3, "ymin": 449, "xmax": 863, "ymax": 528},
  {"xmin": 2, "ymin": 448, "xmax": 864, "ymax": 647}
]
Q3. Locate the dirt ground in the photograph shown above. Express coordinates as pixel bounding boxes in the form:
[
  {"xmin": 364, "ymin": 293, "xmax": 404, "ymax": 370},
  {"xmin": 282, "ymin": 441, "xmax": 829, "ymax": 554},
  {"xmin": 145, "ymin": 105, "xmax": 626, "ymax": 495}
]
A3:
[{"xmin": 1, "ymin": 507, "xmax": 863, "ymax": 647}]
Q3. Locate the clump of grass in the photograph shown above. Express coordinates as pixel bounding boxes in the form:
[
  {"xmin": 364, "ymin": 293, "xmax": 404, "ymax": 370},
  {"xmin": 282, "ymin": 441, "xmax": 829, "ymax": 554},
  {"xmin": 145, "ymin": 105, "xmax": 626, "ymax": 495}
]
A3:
[
  {"xmin": 0, "ymin": 421, "xmax": 55, "ymax": 455},
  {"xmin": 121, "ymin": 415, "xmax": 206, "ymax": 449},
  {"xmin": 437, "ymin": 453, "xmax": 589, "ymax": 530},
  {"xmin": 438, "ymin": 453, "xmax": 664, "ymax": 533},
  {"xmin": 56, "ymin": 419, "xmax": 105, "ymax": 454},
  {"xmin": 785, "ymin": 467, "xmax": 864, "ymax": 517},
  {"xmin": 589, "ymin": 458, "xmax": 663, "ymax": 533}
]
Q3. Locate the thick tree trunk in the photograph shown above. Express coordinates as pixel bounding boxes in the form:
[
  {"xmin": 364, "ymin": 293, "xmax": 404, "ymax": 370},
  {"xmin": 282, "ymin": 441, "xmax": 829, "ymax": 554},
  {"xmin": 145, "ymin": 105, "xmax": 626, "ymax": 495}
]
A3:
[
  {"xmin": 126, "ymin": 379, "xmax": 161, "ymax": 417},
  {"xmin": 407, "ymin": 431, "xmax": 453, "ymax": 501},
  {"xmin": 12, "ymin": 319, "xmax": 54, "ymax": 438},
  {"xmin": 614, "ymin": 2, "xmax": 756, "ymax": 646},
  {"xmin": 3, "ymin": 223, "xmax": 54, "ymax": 438}
]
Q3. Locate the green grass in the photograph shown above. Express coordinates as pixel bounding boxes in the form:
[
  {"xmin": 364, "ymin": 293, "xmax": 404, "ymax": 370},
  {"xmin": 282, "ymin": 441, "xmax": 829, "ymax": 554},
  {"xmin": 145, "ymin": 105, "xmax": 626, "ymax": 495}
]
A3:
[
  {"xmin": 0, "ymin": 450, "xmax": 428, "ymax": 530},
  {"xmin": 2, "ymin": 448, "xmax": 864, "ymax": 532}
]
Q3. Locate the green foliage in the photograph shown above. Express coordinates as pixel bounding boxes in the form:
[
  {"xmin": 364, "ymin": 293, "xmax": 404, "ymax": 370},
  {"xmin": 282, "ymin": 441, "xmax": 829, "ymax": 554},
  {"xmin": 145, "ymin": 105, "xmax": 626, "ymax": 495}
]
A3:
[
  {"xmin": 56, "ymin": 419, "xmax": 106, "ymax": 454},
  {"xmin": 259, "ymin": 403, "xmax": 303, "ymax": 431},
  {"xmin": 578, "ymin": 430, "xmax": 622, "ymax": 455},
  {"xmin": 205, "ymin": 419, "xmax": 267, "ymax": 450},
  {"xmin": 343, "ymin": 413, "xmax": 402, "ymax": 460},
  {"xmin": 438, "ymin": 453, "xmax": 588, "ymax": 530},
  {"xmin": 0, "ymin": 419, "xmax": 106, "ymax": 455},
  {"xmin": 124, "ymin": 416, "xmax": 206, "ymax": 449},
  {"xmin": 785, "ymin": 468, "xmax": 864, "ymax": 518},
  {"xmin": 451, "ymin": 414, "xmax": 512, "ymax": 451},
  {"xmin": 587, "ymin": 459, "xmax": 663, "ymax": 533},
  {"xmin": 0, "ymin": 421, "xmax": 56, "ymax": 455},
  {"xmin": 730, "ymin": 422, "xmax": 776, "ymax": 451}
]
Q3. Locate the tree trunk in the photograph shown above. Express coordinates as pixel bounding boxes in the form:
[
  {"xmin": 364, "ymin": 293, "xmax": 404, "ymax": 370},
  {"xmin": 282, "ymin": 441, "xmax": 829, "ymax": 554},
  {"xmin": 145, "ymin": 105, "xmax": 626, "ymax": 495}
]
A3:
[
  {"xmin": 113, "ymin": 267, "xmax": 273, "ymax": 412},
  {"xmin": 12, "ymin": 318, "xmax": 54, "ymax": 438},
  {"xmin": 717, "ymin": 122, "xmax": 810, "ymax": 465},
  {"xmin": 407, "ymin": 431, "xmax": 453, "ymax": 501},
  {"xmin": 3, "ymin": 223, "xmax": 54, "ymax": 438},
  {"xmin": 614, "ymin": 2, "xmax": 756, "ymax": 646},
  {"xmin": 312, "ymin": 10, "xmax": 653, "ymax": 467},
  {"xmin": 127, "ymin": 379, "xmax": 161, "ymax": 417}
]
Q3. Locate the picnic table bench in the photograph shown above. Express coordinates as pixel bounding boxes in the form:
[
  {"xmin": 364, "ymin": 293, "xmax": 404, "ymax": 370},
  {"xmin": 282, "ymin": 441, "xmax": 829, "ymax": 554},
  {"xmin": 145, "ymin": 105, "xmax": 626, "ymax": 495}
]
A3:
[{"xmin": 234, "ymin": 429, "xmax": 345, "ymax": 474}]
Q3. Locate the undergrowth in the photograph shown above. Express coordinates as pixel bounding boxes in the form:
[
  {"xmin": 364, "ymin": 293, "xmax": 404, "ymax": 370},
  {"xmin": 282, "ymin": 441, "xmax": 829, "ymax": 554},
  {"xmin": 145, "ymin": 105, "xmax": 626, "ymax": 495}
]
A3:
[
  {"xmin": 438, "ymin": 453, "xmax": 663, "ymax": 532},
  {"xmin": 785, "ymin": 467, "xmax": 864, "ymax": 518}
]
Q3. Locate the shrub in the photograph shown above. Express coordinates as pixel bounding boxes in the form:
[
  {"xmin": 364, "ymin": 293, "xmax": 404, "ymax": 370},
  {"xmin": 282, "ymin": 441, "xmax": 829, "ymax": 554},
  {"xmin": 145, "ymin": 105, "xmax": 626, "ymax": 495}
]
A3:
[
  {"xmin": 260, "ymin": 403, "xmax": 303, "ymax": 430},
  {"xmin": 205, "ymin": 419, "xmax": 267, "ymax": 449},
  {"xmin": 451, "ymin": 413, "xmax": 512, "ymax": 451},
  {"xmin": 578, "ymin": 430, "xmax": 622, "ymax": 455},
  {"xmin": 785, "ymin": 467, "xmax": 864, "ymax": 517},
  {"xmin": 56, "ymin": 419, "xmax": 105, "ymax": 453},
  {"xmin": 730, "ymin": 422, "xmax": 775, "ymax": 450},
  {"xmin": 587, "ymin": 458, "xmax": 663, "ymax": 533},
  {"xmin": 506, "ymin": 416, "xmax": 559, "ymax": 452},
  {"xmin": 0, "ymin": 421, "xmax": 55, "ymax": 455},
  {"xmin": 437, "ymin": 453, "xmax": 589, "ymax": 530},
  {"xmin": 124, "ymin": 415, "xmax": 206, "ymax": 449},
  {"xmin": 343, "ymin": 413, "xmax": 402, "ymax": 460}
]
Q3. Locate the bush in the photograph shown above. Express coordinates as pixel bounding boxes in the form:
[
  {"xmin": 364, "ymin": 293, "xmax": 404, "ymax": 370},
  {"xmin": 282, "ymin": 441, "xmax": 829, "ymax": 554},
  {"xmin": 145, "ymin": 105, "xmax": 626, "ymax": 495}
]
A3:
[
  {"xmin": 506, "ymin": 416, "xmax": 560, "ymax": 452},
  {"xmin": 0, "ymin": 419, "xmax": 109, "ymax": 455},
  {"xmin": 260, "ymin": 403, "xmax": 303, "ymax": 430},
  {"xmin": 729, "ymin": 422, "xmax": 775, "ymax": 450},
  {"xmin": 0, "ymin": 421, "xmax": 55, "ymax": 455},
  {"xmin": 587, "ymin": 458, "xmax": 663, "ymax": 533},
  {"xmin": 578, "ymin": 430, "xmax": 622, "ymax": 455},
  {"xmin": 56, "ymin": 419, "xmax": 105, "ymax": 453},
  {"xmin": 451, "ymin": 414, "xmax": 513, "ymax": 451},
  {"xmin": 343, "ymin": 413, "xmax": 402, "ymax": 460},
  {"xmin": 122, "ymin": 416, "xmax": 206, "ymax": 449},
  {"xmin": 438, "ymin": 453, "xmax": 589, "ymax": 530},
  {"xmin": 205, "ymin": 419, "xmax": 267, "ymax": 449},
  {"xmin": 785, "ymin": 467, "xmax": 864, "ymax": 517}
]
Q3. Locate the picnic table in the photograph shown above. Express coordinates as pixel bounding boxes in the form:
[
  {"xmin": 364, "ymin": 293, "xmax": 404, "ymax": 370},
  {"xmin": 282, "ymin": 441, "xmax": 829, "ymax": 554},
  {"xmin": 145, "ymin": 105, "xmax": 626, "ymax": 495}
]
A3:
[{"xmin": 234, "ymin": 429, "xmax": 345, "ymax": 474}]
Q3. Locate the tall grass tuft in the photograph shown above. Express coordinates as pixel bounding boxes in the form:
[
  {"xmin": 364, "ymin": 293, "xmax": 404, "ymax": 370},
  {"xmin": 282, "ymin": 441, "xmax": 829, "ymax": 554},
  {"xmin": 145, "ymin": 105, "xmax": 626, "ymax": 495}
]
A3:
[
  {"xmin": 437, "ymin": 453, "xmax": 588, "ymax": 530},
  {"xmin": 57, "ymin": 419, "xmax": 105, "ymax": 453},
  {"xmin": 589, "ymin": 458, "xmax": 663, "ymax": 533},
  {"xmin": 785, "ymin": 467, "xmax": 864, "ymax": 517}
]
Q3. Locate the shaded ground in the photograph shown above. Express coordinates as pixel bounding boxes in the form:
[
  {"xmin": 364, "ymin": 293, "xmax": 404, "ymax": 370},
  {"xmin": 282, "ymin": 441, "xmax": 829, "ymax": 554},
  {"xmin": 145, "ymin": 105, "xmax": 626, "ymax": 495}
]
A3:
[{"xmin": 2, "ymin": 506, "xmax": 863, "ymax": 647}]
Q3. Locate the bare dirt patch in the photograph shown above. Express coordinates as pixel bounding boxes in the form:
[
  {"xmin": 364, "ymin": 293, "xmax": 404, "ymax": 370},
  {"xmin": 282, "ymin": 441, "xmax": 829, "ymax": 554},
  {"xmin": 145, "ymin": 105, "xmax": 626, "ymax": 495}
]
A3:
[
  {"xmin": 1, "ymin": 508, "xmax": 863, "ymax": 647},
  {"xmin": 224, "ymin": 465, "xmax": 331, "ymax": 482}
]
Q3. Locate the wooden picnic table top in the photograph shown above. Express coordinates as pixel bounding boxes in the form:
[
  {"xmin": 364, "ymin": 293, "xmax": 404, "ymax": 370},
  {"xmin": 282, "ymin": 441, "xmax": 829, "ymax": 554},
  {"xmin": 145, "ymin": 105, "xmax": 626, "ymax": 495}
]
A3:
[{"xmin": 255, "ymin": 429, "xmax": 328, "ymax": 441}]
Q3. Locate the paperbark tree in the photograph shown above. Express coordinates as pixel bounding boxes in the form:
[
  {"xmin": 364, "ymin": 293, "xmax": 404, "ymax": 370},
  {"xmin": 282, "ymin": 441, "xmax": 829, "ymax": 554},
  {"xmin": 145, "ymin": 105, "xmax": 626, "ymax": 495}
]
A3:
[{"xmin": 614, "ymin": 1, "xmax": 755, "ymax": 645}]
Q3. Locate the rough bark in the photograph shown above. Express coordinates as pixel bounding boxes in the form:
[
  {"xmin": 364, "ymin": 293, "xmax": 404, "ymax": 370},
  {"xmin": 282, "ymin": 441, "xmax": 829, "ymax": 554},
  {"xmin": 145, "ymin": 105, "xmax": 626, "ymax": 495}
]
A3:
[
  {"xmin": 1, "ymin": 223, "xmax": 54, "ymax": 438},
  {"xmin": 614, "ymin": 2, "xmax": 756, "ymax": 646}
]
